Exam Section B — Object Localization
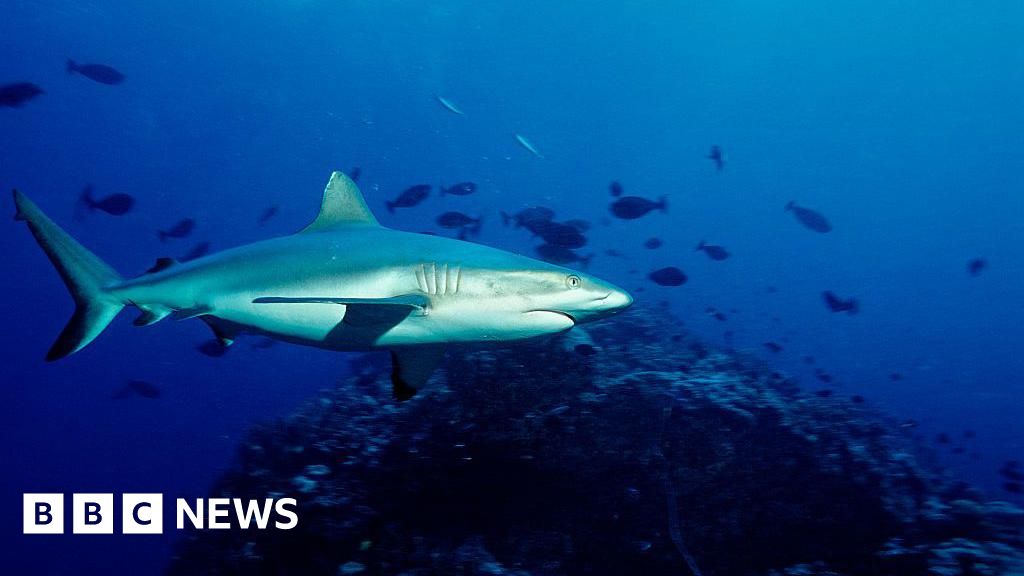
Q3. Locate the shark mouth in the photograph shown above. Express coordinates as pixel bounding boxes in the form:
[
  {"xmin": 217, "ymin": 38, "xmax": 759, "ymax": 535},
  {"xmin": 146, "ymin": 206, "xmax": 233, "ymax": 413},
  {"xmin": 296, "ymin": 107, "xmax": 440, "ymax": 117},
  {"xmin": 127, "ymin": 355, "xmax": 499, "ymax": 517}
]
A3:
[{"xmin": 528, "ymin": 310, "xmax": 576, "ymax": 324}]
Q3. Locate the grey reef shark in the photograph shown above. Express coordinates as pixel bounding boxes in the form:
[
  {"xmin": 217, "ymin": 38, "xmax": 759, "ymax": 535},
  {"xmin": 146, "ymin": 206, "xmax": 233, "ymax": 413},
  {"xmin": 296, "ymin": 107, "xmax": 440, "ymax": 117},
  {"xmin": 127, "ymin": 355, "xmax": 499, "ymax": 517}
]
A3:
[{"xmin": 14, "ymin": 172, "xmax": 632, "ymax": 400}]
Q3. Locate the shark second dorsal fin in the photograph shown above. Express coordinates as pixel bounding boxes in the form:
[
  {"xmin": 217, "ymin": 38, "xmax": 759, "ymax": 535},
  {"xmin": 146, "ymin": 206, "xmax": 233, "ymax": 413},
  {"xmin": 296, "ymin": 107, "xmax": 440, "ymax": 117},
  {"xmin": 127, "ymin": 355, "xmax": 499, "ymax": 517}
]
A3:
[{"xmin": 301, "ymin": 171, "xmax": 379, "ymax": 232}]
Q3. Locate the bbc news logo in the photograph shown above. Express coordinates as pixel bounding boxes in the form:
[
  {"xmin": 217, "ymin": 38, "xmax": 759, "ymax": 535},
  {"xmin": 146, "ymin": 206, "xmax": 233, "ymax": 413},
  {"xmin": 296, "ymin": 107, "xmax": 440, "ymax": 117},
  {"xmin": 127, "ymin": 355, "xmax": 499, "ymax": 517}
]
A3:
[{"xmin": 23, "ymin": 494, "xmax": 298, "ymax": 534}]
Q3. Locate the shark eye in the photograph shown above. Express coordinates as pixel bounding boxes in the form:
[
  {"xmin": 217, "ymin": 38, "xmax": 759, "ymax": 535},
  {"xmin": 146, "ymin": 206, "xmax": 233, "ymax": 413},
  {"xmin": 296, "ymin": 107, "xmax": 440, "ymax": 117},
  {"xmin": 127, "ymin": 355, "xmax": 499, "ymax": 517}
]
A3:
[{"xmin": 566, "ymin": 275, "xmax": 582, "ymax": 289}]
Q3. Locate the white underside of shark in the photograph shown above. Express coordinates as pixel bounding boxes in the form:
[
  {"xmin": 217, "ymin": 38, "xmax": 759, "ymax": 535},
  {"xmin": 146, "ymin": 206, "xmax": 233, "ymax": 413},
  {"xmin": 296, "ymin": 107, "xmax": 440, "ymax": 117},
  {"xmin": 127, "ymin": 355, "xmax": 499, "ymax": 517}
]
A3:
[{"xmin": 14, "ymin": 171, "xmax": 632, "ymax": 400}]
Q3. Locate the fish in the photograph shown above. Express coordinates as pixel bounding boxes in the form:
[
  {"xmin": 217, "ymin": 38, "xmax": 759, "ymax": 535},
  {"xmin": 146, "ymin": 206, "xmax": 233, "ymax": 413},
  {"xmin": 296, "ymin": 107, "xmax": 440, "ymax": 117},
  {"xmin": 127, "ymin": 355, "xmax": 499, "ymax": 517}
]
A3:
[
  {"xmin": 814, "ymin": 389, "xmax": 833, "ymax": 398},
  {"xmin": 113, "ymin": 379, "xmax": 161, "ymax": 399},
  {"xmin": 610, "ymin": 195, "xmax": 667, "ymax": 219},
  {"xmin": 644, "ymin": 237, "xmax": 663, "ymax": 249},
  {"xmin": 559, "ymin": 326, "xmax": 600, "ymax": 357},
  {"xmin": 158, "ymin": 218, "xmax": 196, "ymax": 242},
  {"xmin": 515, "ymin": 134, "xmax": 544, "ymax": 159},
  {"xmin": 501, "ymin": 206, "xmax": 555, "ymax": 229},
  {"xmin": 705, "ymin": 307, "xmax": 727, "ymax": 321},
  {"xmin": 707, "ymin": 145, "xmax": 724, "ymax": 171},
  {"xmin": 14, "ymin": 171, "xmax": 632, "ymax": 401},
  {"xmin": 889, "ymin": 372, "xmax": 903, "ymax": 381},
  {"xmin": 850, "ymin": 395, "xmax": 865, "ymax": 404},
  {"xmin": 258, "ymin": 206, "xmax": 279, "ymax": 225},
  {"xmin": 535, "ymin": 243, "xmax": 591, "ymax": 267},
  {"xmin": 180, "ymin": 242, "xmax": 211, "ymax": 262},
  {"xmin": 967, "ymin": 258, "xmax": 987, "ymax": 277},
  {"xmin": 815, "ymin": 369, "xmax": 833, "ymax": 383},
  {"xmin": 648, "ymin": 267, "xmax": 687, "ymax": 287},
  {"xmin": 66, "ymin": 59, "xmax": 125, "ymax": 85},
  {"xmin": 936, "ymin": 433, "xmax": 951, "ymax": 445},
  {"xmin": 822, "ymin": 291, "xmax": 859, "ymax": 315},
  {"xmin": 762, "ymin": 341, "xmax": 783, "ymax": 353},
  {"xmin": 440, "ymin": 182, "xmax": 477, "ymax": 196},
  {"xmin": 538, "ymin": 222, "xmax": 587, "ymax": 249},
  {"xmin": 609, "ymin": 181, "xmax": 623, "ymax": 197},
  {"xmin": 802, "ymin": 355, "xmax": 815, "ymax": 364},
  {"xmin": 79, "ymin": 184, "xmax": 134, "ymax": 216},
  {"xmin": 785, "ymin": 201, "xmax": 832, "ymax": 233},
  {"xmin": 436, "ymin": 211, "xmax": 482, "ymax": 238},
  {"xmin": 0, "ymin": 82, "xmax": 44, "ymax": 108},
  {"xmin": 1004, "ymin": 482, "xmax": 1023, "ymax": 494},
  {"xmin": 386, "ymin": 185, "xmax": 431, "ymax": 213},
  {"xmin": 350, "ymin": 167, "xmax": 361, "ymax": 182},
  {"xmin": 435, "ymin": 95, "xmax": 464, "ymax": 115},
  {"xmin": 696, "ymin": 241, "xmax": 730, "ymax": 261}
]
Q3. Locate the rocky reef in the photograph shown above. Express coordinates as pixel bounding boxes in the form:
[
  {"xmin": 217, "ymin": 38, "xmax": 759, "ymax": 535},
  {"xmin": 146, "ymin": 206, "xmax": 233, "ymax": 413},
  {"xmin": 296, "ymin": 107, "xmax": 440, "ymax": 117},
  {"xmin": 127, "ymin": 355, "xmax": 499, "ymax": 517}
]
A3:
[{"xmin": 166, "ymin": 304, "xmax": 1024, "ymax": 575}]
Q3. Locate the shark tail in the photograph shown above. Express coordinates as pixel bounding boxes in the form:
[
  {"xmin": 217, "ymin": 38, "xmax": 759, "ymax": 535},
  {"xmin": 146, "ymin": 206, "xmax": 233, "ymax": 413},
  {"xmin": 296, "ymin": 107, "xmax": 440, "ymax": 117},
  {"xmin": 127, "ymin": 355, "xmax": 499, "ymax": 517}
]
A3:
[
  {"xmin": 13, "ymin": 189, "xmax": 125, "ymax": 360},
  {"xmin": 66, "ymin": 58, "xmax": 78, "ymax": 74}
]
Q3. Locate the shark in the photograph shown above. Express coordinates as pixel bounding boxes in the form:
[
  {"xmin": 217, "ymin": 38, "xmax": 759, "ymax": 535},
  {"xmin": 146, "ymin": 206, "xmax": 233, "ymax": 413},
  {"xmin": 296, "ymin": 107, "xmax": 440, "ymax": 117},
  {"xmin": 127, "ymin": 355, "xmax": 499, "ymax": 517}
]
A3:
[{"xmin": 13, "ymin": 171, "xmax": 633, "ymax": 400}]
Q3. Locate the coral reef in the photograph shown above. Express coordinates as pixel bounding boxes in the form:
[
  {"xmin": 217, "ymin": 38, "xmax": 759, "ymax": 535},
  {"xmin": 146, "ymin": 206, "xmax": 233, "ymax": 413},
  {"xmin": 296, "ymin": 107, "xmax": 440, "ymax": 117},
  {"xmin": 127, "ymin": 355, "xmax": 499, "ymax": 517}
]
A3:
[{"xmin": 166, "ymin": 304, "xmax": 1024, "ymax": 575}]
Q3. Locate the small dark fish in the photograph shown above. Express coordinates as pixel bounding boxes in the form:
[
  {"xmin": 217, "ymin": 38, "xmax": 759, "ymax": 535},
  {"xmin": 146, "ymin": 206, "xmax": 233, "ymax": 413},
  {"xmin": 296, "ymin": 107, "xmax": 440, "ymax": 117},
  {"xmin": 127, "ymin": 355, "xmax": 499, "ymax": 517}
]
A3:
[
  {"xmin": 258, "ymin": 205, "xmax": 279, "ymax": 225},
  {"xmin": 441, "ymin": 182, "xmax": 477, "ymax": 196},
  {"xmin": 889, "ymin": 372, "xmax": 903, "ymax": 381},
  {"xmin": 539, "ymin": 222, "xmax": 587, "ymax": 249},
  {"xmin": 564, "ymin": 219, "xmax": 591, "ymax": 232},
  {"xmin": 611, "ymin": 196, "xmax": 667, "ymax": 219},
  {"xmin": 114, "ymin": 380, "xmax": 161, "ymax": 399},
  {"xmin": 705, "ymin": 307, "xmax": 727, "ymax": 321},
  {"xmin": 785, "ymin": 201, "xmax": 832, "ymax": 233},
  {"xmin": 815, "ymin": 369, "xmax": 833, "ymax": 383},
  {"xmin": 501, "ymin": 206, "xmax": 555, "ymax": 228},
  {"xmin": 648, "ymin": 267, "xmax": 687, "ymax": 287},
  {"xmin": 180, "ymin": 242, "xmax": 211, "ymax": 262},
  {"xmin": 1004, "ymin": 482, "xmax": 1023, "ymax": 494},
  {"xmin": 707, "ymin": 145, "xmax": 724, "ymax": 171},
  {"xmin": 963, "ymin": 429, "xmax": 976, "ymax": 439},
  {"xmin": 67, "ymin": 59, "xmax": 125, "ymax": 85},
  {"xmin": 196, "ymin": 339, "xmax": 229, "ymax": 357},
  {"xmin": 604, "ymin": 249, "xmax": 625, "ymax": 258},
  {"xmin": 936, "ymin": 433, "xmax": 952, "ymax": 445},
  {"xmin": 0, "ymin": 82, "xmax": 44, "ymax": 108},
  {"xmin": 850, "ymin": 394, "xmax": 865, "ymax": 404},
  {"xmin": 822, "ymin": 291, "xmax": 859, "ymax": 315},
  {"xmin": 350, "ymin": 167, "xmax": 361, "ymax": 182},
  {"xmin": 762, "ymin": 341, "xmax": 783, "ymax": 353},
  {"xmin": 79, "ymin": 184, "xmax": 134, "ymax": 216},
  {"xmin": 644, "ymin": 237, "xmax": 663, "ymax": 249},
  {"xmin": 766, "ymin": 285, "xmax": 778, "ymax": 293},
  {"xmin": 436, "ymin": 211, "xmax": 482, "ymax": 238},
  {"xmin": 1000, "ymin": 461, "xmax": 1024, "ymax": 481},
  {"xmin": 814, "ymin": 389, "xmax": 833, "ymax": 398},
  {"xmin": 609, "ymin": 181, "xmax": 624, "ymax": 197},
  {"xmin": 158, "ymin": 218, "xmax": 196, "ymax": 242},
  {"xmin": 535, "ymin": 243, "xmax": 590, "ymax": 267},
  {"xmin": 802, "ymin": 355, "xmax": 816, "ymax": 365},
  {"xmin": 967, "ymin": 258, "xmax": 987, "ymax": 277},
  {"xmin": 696, "ymin": 241, "xmax": 730, "ymax": 261},
  {"xmin": 574, "ymin": 343, "xmax": 597, "ymax": 356},
  {"xmin": 386, "ymin": 185, "xmax": 430, "ymax": 213}
]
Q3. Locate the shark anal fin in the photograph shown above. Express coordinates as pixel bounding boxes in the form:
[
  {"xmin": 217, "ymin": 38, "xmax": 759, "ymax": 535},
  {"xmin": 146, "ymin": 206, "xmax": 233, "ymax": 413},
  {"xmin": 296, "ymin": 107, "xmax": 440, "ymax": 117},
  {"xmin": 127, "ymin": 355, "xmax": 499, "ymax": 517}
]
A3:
[
  {"xmin": 133, "ymin": 305, "xmax": 172, "ymax": 326},
  {"xmin": 390, "ymin": 347, "xmax": 445, "ymax": 402},
  {"xmin": 301, "ymin": 171, "xmax": 379, "ymax": 232}
]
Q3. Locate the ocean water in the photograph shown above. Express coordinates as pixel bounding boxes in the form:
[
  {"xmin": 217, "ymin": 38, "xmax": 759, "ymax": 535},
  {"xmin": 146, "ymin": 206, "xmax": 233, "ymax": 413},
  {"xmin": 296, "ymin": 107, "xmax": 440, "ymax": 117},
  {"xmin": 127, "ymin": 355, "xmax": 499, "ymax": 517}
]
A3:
[{"xmin": 1, "ymin": 1, "xmax": 1022, "ymax": 574}]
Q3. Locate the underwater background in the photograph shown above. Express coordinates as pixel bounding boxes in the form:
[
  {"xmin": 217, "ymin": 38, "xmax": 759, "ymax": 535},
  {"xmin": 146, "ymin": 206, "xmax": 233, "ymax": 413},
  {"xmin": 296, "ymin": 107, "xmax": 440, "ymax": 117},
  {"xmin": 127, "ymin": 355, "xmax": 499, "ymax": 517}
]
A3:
[{"xmin": 1, "ymin": 1, "xmax": 1023, "ymax": 574}]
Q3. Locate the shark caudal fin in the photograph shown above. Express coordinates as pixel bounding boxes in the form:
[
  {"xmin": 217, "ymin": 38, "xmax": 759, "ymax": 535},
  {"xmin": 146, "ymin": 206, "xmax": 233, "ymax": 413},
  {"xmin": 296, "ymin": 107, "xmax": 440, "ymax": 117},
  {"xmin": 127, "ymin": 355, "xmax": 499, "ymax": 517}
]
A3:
[{"xmin": 13, "ymin": 189, "xmax": 125, "ymax": 360}]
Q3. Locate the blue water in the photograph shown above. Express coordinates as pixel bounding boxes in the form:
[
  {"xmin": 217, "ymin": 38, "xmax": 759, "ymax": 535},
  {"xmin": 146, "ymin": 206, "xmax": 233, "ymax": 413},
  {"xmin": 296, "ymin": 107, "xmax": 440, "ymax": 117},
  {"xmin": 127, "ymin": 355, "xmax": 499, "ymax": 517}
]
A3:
[{"xmin": 2, "ymin": 1, "xmax": 1022, "ymax": 573}]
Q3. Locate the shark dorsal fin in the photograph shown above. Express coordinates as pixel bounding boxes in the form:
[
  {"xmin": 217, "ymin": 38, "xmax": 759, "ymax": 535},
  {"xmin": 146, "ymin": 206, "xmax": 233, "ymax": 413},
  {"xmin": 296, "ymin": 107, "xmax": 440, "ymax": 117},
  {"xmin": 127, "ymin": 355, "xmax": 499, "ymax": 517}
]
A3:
[{"xmin": 301, "ymin": 171, "xmax": 379, "ymax": 232}]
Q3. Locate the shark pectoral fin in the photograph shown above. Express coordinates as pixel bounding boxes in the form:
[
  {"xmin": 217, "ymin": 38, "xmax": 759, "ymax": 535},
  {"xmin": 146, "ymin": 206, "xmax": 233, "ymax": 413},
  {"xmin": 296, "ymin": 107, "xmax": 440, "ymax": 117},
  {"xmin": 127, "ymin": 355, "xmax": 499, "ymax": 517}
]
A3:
[
  {"xmin": 390, "ymin": 347, "xmax": 445, "ymax": 401},
  {"xmin": 145, "ymin": 257, "xmax": 178, "ymax": 274},
  {"xmin": 300, "ymin": 171, "xmax": 379, "ymax": 233},
  {"xmin": 253, "ymin": 294, "xmax": 430, "ymax": 328}
]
